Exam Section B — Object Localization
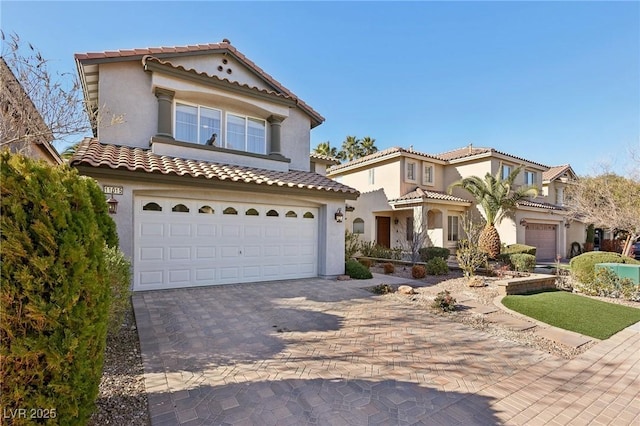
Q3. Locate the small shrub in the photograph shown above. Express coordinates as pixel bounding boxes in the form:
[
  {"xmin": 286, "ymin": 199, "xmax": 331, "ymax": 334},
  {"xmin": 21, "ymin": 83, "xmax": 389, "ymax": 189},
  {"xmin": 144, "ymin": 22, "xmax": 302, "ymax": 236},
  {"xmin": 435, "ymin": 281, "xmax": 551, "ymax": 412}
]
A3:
[
  {"xmin": 467, "ymin": 275, "xmax": 485, "ymax": 287},
  {"xmin": 345, "ymin": 259, "xmax": 373, "ymax": 279},
  {"xmin": 383, "ymin": 262, "xmax": 395, "ymax": 274},
  {"xmin": 510, "ymin": 253, "xmax": 537, "ymax": 272},
  {"xmin": 432, "ymin": 290, "xmax": 457, "ymax": 312},
  {"xmin": 456, "ymin": 239, "xmax": 487, "ymax": 277},
  {"xmin": 425, "ymin": 257, "xmax": 449, "ymax": 275},
  {"xmin": 570, "ymin": 251, "xmax": 640, "ymax": 285},
  {"xmin": 412, "ymin": 265, "xmax": 426, "ymax": 279},
  {"xmin": 419, "ymin": 247, "xmax": 450, "ymax": 262},
  {"xmin": 575, "ymin": 267, "xmax": 640, "ymax": 301},
  {"xmin": 103, "ymin": 245, "xmax": 132, "ymax": 334},
  {"xmin": 502, "ymin": 244, "xmax": 537, "ymax": 256},
  {"xmin": 359, "ymin": 258, "xmax": 373, "ymax": 268},
  {"xmin": 359, "ymin": 241, "xmax": 376, "ymax": 257},
  {"xmin": 371, "ymin": 283, "xmax": 394, "ymax": 294},
  {"xmin": 345, "ymin": 230, "xmax": 359, "ymax": 259}
]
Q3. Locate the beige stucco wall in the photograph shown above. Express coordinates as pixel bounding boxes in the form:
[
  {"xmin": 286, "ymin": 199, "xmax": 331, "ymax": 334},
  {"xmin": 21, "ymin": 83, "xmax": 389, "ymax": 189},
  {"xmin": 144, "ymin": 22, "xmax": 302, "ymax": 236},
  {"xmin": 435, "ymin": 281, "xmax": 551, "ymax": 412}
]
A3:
[{"xmin": 172, "ymin": 54, "xmax": 268, "ymax": 90}]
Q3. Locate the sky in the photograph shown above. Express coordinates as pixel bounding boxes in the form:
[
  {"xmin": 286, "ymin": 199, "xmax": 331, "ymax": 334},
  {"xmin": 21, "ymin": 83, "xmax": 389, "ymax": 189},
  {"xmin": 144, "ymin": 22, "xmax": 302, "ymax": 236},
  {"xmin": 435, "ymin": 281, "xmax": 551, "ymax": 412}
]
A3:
[{"xmin": 2, "ymin": 1, "xmax": 639, "ymax": 176}]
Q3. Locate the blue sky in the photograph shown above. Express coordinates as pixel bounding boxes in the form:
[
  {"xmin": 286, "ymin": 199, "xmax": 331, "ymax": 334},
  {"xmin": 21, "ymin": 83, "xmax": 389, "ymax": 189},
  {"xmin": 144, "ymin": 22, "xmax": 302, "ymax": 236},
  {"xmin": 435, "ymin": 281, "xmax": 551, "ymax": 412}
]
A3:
[{"xmin": 2, "ymin": 1, "xmax": 638, "ymax": 176}]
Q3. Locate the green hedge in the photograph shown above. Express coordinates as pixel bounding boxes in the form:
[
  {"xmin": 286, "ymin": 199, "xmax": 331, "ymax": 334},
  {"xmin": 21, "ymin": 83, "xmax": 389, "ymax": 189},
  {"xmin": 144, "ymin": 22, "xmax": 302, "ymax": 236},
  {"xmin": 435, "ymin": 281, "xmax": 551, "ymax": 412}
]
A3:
[
  {"xmin": 510, "ymin": 253, "xmax": 537, "ymax": 272},
  {"xmin": 1, "ymin": 152, "xmax": 116, "ymax": 425},
  {"xmin": 419, "ymin": 247, "xmax": 450, "ymax": 262},
  {"xmin": 425, "ymin": 257, "xmax": 449, "ymax": 275},
  {"xmin": 502, "ymin": 244, "xmax": 537, "ymax": 256},
  {"xmin": 345, "ymin": 259, "xmax": 373, "ymax": 279},
  {"xmin": 570, "ymin": 251, "xmax": 640, "ymax": 285}
]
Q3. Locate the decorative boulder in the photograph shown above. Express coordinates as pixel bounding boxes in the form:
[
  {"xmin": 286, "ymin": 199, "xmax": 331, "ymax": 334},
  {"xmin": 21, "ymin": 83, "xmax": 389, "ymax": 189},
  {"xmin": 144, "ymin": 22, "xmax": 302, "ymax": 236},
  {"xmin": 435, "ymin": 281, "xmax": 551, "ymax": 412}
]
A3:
[{"xmin": 398, "ymin": 285, "xmax": 416, "ymax": 295}]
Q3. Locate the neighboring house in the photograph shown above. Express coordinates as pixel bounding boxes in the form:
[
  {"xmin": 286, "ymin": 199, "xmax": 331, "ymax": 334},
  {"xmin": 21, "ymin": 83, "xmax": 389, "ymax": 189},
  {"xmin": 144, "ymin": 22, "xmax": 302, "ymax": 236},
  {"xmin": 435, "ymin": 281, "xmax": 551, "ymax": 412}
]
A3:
[
  {"xmin": 327, "ymin": 145, "xmax": 583, "ymax": 261},
  {"xmin": 70, "ymin": 40, "xmax": 358, "ymax": 291},
  {"xmin": 0, "ymin": 57, "xmax": 62, "ymax": 164}
]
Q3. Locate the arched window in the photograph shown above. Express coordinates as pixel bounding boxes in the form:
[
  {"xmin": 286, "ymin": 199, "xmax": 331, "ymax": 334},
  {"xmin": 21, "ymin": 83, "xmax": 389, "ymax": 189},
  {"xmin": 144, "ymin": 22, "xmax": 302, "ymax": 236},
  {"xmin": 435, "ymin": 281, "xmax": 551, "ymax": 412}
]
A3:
[
  {"xmin": 198, "ymin": 205, "xmax": 214, "ymax": 214},
  {"xmin": 223, "ymin": 207, "xmax": 238, "ymax": 215},
  {"xmin": 353, "ymin": 218, "xmax": 365, "ymax": 234},
  {"xmin": 245, "ymin": 208, "xmax": 259, "ymax": 216},
  {"xmin": 172, "ymin": 204, "xmax": 190, "ymax": 213},
  {"xmin": 266, "ymin": 209, "xmax": 279, "ymax": 217},
  {"xmin": 142, "ymin": 202, "xmax": 162, "ymax": 211},
  {"xmin": 285, "ymin": 210, "xmax": 297, "ymax": 218},
  {"xmin": 303, "ymin": 212, "xmax": 314, "ymax": 219}
]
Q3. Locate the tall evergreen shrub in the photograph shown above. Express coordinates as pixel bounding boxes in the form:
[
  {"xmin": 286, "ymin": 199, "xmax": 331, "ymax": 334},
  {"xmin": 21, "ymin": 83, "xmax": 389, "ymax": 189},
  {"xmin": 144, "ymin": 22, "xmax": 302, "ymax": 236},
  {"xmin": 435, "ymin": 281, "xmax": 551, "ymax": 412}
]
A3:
[{"xmin": 0, "ymin": 152, "xmax": 114, "ymax": 425}]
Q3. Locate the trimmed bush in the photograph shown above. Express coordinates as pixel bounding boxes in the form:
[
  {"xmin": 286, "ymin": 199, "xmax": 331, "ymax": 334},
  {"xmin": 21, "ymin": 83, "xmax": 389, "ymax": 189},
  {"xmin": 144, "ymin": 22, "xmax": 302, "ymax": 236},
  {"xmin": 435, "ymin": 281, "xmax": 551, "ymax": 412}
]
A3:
[
  {"xmin": 371, "ymin": 283, "xmax": 394, "ymax": 294},
  {"xmin": 510, "ymin": 253, "xmax": 537, "ymax": 272},
  {"xmin": 345, "ymin": 259, "xmax": 373, "ymax": 279},
  {"xmin": 103, "ymin": 245, "xmax": 132, "ymax": 334},
  {"xmin": 570, "ymin": 251, "xmax": 640, "ymax": 285},
  {"xmin": 432, "ymin": 290, "xmax": 457, "ymax": 312},
  {"xmin": 383, "ymin": 262, "xmax": 395, "ymax": 274},
  {"xmin": 419, "ymin": 247, "xmax": 450, "ymax": 262},
  {"xmin": 502, "ymin": 244, "xmax": 537, "ymax": 256},
  {"xmin": 1, "ymin": 152, "xmax": 116, "ymax": 424},
  {"xmin": 412, "ymin": 265, "xmax": 426, "ymax": 279},
  {"xmin": 425, "ymin": 257, "xmax": 449, "ymax": 275}
]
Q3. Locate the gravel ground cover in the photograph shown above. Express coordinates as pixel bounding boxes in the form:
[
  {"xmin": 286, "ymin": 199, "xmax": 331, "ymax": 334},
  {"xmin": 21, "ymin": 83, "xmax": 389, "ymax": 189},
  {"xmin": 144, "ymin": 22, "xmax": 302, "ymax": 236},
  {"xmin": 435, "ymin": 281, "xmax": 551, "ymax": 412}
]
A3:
[{"xmin": 90, "ymin": 265, "xmax": 638, "ymax": 424}]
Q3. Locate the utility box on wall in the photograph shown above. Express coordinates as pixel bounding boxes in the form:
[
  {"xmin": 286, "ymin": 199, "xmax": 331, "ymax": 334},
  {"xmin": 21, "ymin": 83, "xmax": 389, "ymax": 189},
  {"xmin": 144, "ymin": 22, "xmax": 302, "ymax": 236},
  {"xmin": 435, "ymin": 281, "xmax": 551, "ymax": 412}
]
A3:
[{"xmin": 595, "ymin": 263, "xmax": 640, "ymax": 285}]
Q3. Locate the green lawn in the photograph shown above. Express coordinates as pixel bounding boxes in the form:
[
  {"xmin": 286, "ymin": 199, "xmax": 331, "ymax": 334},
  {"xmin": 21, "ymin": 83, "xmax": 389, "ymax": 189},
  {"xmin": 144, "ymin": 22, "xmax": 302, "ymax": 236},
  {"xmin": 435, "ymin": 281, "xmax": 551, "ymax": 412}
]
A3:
[{"xmin": 502, "ymin": 290, "xmax": 640, "ymax": 340}]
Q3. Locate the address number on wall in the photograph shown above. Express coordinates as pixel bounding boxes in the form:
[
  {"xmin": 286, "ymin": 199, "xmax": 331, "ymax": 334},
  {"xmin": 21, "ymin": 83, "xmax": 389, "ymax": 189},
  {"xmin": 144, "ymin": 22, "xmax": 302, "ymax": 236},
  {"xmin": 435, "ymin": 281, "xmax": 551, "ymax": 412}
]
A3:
[{"xmin": 103, "ymin": 185, "xmax": 123, "ymax": 195}]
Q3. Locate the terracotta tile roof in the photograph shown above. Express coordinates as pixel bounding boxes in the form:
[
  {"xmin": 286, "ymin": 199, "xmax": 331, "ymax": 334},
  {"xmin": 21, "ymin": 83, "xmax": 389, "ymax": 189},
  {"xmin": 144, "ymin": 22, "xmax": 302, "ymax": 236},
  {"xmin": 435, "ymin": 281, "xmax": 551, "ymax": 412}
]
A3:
[
  {"xmin": 542, "ymin": 164, "xmax": 573, "ymax": 181},
  {"xmin": 436, "ymin": 145, "xmax": 549, "ymax": 168},
  {"xmin": 327, "ymin": 147, "xmax": 441, "ymax": 173},
  {"xmin": 69, "ymin": 139, "xmax": 359, "ymax": 197},
  {"xmin": 517, "ymin": 200, "xmax": 563, "ymax": 210},
  {"xmin": 75, "ymin": 40, "xmax": 323, "ymax": 126},
  {"xmin": 389, "ymin": 187, "xmax": 471, "ymax": 204},
  {"xmin": 309, "ymin": 152, "xmax": 341, "ymax": 165}
]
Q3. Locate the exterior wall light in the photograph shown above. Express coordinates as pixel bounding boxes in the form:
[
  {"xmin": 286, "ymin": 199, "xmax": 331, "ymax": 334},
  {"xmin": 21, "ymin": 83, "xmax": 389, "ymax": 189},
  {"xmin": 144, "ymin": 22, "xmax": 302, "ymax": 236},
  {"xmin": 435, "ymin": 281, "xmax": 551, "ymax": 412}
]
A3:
[
  {"xmin": 519, "ymin": 219, "xmax": 527, "ymax": 226},
  {"xmin": 106, "ymin": 196, "xmax": 119, "ymax": 214},
  {"xmin": 335, "ymin": 208, "xmax": 344, "ymax": 223}
]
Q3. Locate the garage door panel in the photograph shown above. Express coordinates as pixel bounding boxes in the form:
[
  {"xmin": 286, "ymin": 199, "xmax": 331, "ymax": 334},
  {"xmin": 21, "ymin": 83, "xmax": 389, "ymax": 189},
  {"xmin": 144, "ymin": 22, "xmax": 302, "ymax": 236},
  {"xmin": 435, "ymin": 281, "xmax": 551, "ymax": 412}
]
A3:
[
  {"xmin": 525, "ymin": 224, "xmax": 557, "ymax": 261},
  {"xmin": 140, "ymin": 247, "xmax": 163, "ymax": 261},
  {"xmin": 134, "ymin": 196, "xmax": 318, "ymax": 290}
]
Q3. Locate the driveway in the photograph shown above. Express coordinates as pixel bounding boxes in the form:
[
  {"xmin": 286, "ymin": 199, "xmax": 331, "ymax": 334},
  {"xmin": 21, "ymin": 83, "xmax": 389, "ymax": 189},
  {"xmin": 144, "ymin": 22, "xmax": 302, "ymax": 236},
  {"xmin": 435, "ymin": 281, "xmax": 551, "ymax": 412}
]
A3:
[{"xmin": 132, "ymin": 277, "xmax": 640, "ymax": 425}]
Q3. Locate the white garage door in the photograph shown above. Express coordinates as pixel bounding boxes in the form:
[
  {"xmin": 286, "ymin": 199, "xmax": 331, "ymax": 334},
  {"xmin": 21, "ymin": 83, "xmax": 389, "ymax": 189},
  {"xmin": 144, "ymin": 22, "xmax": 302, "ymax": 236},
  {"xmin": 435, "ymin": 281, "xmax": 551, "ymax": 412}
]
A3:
[
  {"xmin": 134, "ymin": 196, "xmax": 318, "ymax": 291},
  {"xmin": 525, "ymin": 223, "xmax": 557, "ymax": 261}
]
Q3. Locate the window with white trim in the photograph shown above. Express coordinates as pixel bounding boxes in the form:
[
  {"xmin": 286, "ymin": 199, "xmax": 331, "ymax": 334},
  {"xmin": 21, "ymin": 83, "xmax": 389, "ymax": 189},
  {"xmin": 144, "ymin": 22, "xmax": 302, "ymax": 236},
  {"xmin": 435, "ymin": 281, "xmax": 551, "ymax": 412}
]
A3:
[
  {"xmin": 368, "ymin": 169, "xmax": 375, "ymax": 185},
  {"xmin": 525, "ymin": 170, "xmax": 536, "ymax": 186},
  {"xmin": 174, "ymin": 101, "xmax": 266, "ymax": 154},
  {"xmin": 422, "ymin": 163, "xmax": 434, "ymax": 185},
  {"xmin": 447, "ymin": 216, "xmax": 459, "ymax": 241},
  {"xmin": 406, "ymin": 161, "xmax": 417, "ymax": 182},
  {"xmin": 353, "ymin": 218, "xmax": 365, "ymax": 234}
]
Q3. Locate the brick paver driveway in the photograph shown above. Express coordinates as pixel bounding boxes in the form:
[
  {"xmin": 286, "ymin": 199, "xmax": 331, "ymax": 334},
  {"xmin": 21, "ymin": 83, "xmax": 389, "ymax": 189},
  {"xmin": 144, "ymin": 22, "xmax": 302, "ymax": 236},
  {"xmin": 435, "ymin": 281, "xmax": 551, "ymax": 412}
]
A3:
[{"xmin": 132, "ymin": 278, "xmax": 640, "ymax": 425}]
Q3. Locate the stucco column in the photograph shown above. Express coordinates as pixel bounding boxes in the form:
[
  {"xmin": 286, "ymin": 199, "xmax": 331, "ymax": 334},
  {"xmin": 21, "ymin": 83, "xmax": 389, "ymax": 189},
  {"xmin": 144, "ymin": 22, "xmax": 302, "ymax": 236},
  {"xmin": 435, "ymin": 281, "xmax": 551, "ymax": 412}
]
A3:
[
  {"xmin": 155, "ymin": 88, "xmax": 175, "ymax": 139},
  {"xmin": 268, "ymin": 115, "xmax": 285, "ymax": 156},
  {"xmin": 556, "ymin": 186, "xmax": 564, "ymax": 206}
]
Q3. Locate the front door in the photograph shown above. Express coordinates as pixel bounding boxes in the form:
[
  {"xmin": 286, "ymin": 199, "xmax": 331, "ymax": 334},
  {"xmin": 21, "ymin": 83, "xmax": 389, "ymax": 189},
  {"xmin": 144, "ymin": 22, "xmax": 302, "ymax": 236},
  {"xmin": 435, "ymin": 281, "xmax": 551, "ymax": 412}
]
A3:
[{"xmin": 376, "ymin": 216, "xmax": 391, "ymax": 248}]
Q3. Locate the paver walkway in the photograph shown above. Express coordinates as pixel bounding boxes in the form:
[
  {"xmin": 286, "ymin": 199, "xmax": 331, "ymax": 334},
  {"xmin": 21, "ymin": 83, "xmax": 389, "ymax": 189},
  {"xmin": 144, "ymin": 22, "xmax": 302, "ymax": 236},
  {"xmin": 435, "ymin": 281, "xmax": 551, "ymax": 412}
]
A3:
[{"xmin": 132, "ymin": 278, "xmax": 640, "ymax": 425}]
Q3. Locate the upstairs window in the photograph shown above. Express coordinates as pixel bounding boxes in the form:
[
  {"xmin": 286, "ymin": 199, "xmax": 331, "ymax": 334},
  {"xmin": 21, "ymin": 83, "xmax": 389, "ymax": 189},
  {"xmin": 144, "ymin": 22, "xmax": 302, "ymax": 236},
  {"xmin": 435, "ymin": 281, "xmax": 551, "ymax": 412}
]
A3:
[
  {"xmin": 422, "ymin": 163, "xmax": 434, "ymax": 185},
  {"xmin": 368, "ymin": 169, "xmax": 375, "ymax": 185},
  {"xmin": 174, "ymin": 102, "xmax": 266, "ymax": 154},
  {"xmin": 406, "ymin": 161, "xmax": 417, "ymax": 182},
  {"xmin": 175, "ymin": 103, "xmax": 221, "ymax": 145},
  {"xmin": 501, "ymin": 164, "xmax": 512, "ymax": 180},
  {"xmin": 525, "ymin": 170, "xmax": 537, "ymax": 186}
]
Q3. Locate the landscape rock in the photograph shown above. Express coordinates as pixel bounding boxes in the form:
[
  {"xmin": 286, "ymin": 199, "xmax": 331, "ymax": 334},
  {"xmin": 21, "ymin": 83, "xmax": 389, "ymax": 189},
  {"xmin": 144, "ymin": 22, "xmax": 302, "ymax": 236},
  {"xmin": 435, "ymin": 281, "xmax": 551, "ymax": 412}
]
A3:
[{"xmin": 397, "ymin": 285, "xmax": 416, "ymax": 295}]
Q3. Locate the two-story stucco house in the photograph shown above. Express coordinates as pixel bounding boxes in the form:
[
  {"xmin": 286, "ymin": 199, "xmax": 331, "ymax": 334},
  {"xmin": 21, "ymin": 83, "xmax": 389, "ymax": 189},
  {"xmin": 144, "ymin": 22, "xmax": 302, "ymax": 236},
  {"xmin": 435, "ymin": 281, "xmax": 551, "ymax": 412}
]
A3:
[
  {"xmin": 327, "ymin": 145, "xmax": 583, "ymax": 261},
  {"xmin": 70, "ymin": 40, "xmax": 358, "ymax": 291}
]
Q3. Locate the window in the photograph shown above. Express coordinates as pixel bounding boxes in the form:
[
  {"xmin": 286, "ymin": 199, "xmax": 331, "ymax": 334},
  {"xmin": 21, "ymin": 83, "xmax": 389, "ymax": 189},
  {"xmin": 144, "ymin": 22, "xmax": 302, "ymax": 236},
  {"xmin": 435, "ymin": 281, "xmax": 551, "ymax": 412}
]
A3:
[
  {"xmin": 303, "ymin": 212, "xmax": 315, "ymax": 219},
  {"xmin": 406, "ymin": 217, "xmax": 414, "ymax": 241},
  {"xmin": 501, "ymin": 164, "xmax": 512, "ymax": 180},
  {"xmin": 422, "ymin": 163, "xmax": 434, "ymax": 185},
  {"xmin": 142, "ymin": 202, "xmax": 162, "ymax": 211},
  {"xmin": 266, "ymin": 209, "xmax": 279, "ymax": 217},
  {"xmin": 448, "ymin": 216, "xmax": 459, "ymax": 241},
  {"xmin": 226, "ymin": 114, "xmax": 266, "ymax": 154},
  {"xmin": 245, "ymin": 208, "xmax": 259, "ymax": 216},
  {"xmin": 368, "ymin": 169, "xmax": 375, "ymax": 185},
  {"xmin": 199, "ymin": 205, "xmax": 214, "ymax": 214},
  {"xmin": 406, "ymin": 161, "xmax": 416, "ymax": 182},
  {"xmin": 525, "ymin": 170, "xmax": 536, "ymax": 186},
  {"xmin": 223, "ymin": 207, "xmax": 238, "ymax": 215},
  {"xmin": 174, "ymin": 102, "xmax": 266, "ymax": 154},
  {"xmin": 172, "ymin": 204, "xmax": 189, "ymax": 213},
  {"xmin": 175, "ymin": 103, "xmax": 221, "ymax": 145},
  {"xmin": 353, "ymin": 218, "xmax": 365, "ymax": 234},
  {"xmin": 285, "ymin": 211, "xmax": 297, "ymax": 218}
]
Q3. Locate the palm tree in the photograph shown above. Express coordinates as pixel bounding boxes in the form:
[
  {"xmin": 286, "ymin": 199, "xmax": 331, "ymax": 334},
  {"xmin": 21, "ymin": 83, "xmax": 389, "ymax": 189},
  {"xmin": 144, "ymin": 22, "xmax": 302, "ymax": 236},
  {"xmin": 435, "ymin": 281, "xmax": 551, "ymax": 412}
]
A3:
[
  {"xmin": 339, "ymin": 135, "xmax": 362, "ymax": 162},
  {"xmin": 312, "ymin": 141, "xmax": 338, "ymax": 158},
  {"xmin": 360, "ymin": 136, "xmax": 378, "ymax": 156},
  {"xmin": 448, "ymin": 165, "xmax": 539, "ymax": 258}
]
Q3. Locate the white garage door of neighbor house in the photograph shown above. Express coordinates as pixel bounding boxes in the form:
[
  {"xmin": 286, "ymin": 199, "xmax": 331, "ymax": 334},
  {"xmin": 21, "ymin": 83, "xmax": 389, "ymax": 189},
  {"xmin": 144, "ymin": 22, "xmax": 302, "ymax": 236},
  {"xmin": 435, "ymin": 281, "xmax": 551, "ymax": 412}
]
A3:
[
  {"xmin": 525, "ymin": 223, "xmax": 557, "ymax": 261},
  {"xmin": 134, "ymin": 197, "xmax": 318, "ymax": 291}
]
